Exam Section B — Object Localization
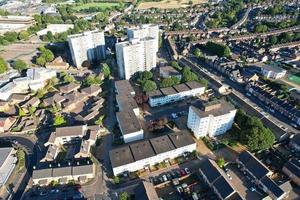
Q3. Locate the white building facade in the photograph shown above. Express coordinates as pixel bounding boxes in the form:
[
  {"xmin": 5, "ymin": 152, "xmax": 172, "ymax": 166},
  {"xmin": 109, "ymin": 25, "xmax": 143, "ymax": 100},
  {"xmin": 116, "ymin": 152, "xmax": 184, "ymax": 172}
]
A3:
[
  {"xmin": 68, "ymin": 30, "xmax": 106, "ymax": 68},
  {"xmin": 187, "ymin": 101, "xmax": 237, "ymax": 138},
  {"xmin": 127, "ymin": 24, "xmax": 159, "ymax": 52},
  {"xmin": 116, "ymin": 38, "xmax": 157, "ymax": 80}
]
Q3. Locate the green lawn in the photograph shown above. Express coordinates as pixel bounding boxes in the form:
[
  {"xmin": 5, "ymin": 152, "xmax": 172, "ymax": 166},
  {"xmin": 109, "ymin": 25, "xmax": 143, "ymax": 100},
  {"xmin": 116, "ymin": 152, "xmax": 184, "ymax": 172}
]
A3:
[
  {"xmin": 16, "ymin": 149, "xmax": 25, "ymax": 172},
  {"xmin": 73, "ymin": 2, "xmax": 120, "ymax": 11}
]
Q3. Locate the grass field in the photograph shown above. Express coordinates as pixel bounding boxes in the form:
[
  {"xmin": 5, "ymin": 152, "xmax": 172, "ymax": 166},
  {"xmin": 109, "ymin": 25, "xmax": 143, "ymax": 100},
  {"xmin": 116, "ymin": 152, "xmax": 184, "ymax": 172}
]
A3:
[
  {"xmin": 73, "ymin": 2, "xmax": 120, "ymax": 11},
  {"xmin": 137, "ymin": 0, "xmax": 207, "ymax": 9}
]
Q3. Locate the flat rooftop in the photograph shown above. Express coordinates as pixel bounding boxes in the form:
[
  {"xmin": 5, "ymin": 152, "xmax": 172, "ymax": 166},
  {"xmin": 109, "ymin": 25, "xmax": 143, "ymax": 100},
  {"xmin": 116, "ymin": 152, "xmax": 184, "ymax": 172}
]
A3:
[
  {"xmin": 168, "ymin": 131, "xmax": 195, "ymax": 148},
  {"xmin": 185, "ymin": 81, "xmax": 205, "ymax": 89},
  {"xmin": 109, "ymin": 145, "xmax": 135, "ymax": 168},
  {"xmin": 173, "ymin": 83, "xmax": 190, "ymax": 93},
  {"xmin": 149, "ymin": 135, "xmax": 175, "ymax": 154},
  {"xmin": 191, "ymin": 100, "xmax": 235, "ymax": 118},
  {"xmin": 130, "ymin": 140, "xmax": 156, "ymax": 161},
  {"xmin": 147, "ymin": 89, "xmax": 163, "ymax": 98},
  {"xmin": 160, "ymin": 87, "xmax": 177, "ymax": 96},
  {"xmin": 115, "ymin": 80, "xmax": 135, "ymax": 96},
  {"xmin": 116, "ymin": 110, "xmax": 142, "ymax": 135}
]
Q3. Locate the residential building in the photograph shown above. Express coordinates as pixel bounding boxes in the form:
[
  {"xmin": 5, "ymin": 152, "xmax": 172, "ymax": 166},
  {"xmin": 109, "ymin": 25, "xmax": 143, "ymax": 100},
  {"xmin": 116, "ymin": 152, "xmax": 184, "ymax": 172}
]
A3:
[
  {"xmin": 282, "ymin": 159, "xmax": 300, "ymax": 186},
  {"xmin": 0, "ymin": 117, "xmax": 16, "ymax": 133},
  {"xmin": 199, "ymin": 159, "xmax": 244, "ymax": 200},
  {"xmin": 134, "ymin": 181, "xmax": 159, "ymax": 200},
  {"xmin": 115, "ymin": 80, "xmax": 141, "ymax": 143},
  {"xmin": 0, "ymin": 148, "xmax": 17, "ymax": 186},
  {"xmin": 0, "ymin": 69, "xmax": 20, "ymax": 87},
  {"xmin": 32, "ymin": 162, "xmax": 95, "ymax": 185},
  {"xmin": 237, "ymin": 151, "xmax": 287, "ymax": 200},
  {"xmin": 45, "ymin": 56, "xmax": 70, "ymax": 70},
  {"xmin": 42, "ymin": 125, "xmax": 100, "ymax": 162},
  {"xmin": 109, "ymin": 131, "xmax": 196, "ymax": 175},
  {"xmin": 0, "ymin": 15, "xmax": 34, "ymax": 34},
  {"xmin": 116, "ymin": 110, "xmax": 143, "ymax": 143},
  {"xmin": 247, "ymin": 82, "xmax": 300, "ymax": 126},
  {"xmin": 37, "ymin": 24, "xmax": 74, "ymax": 36},
  {"xmin": 259, "ymin": 62, "xmax": 287, "ymax": 79},
  {"xmin": 0, "ymin": 68, "xmax": 56, "ymax": 101},
  {"xmin": 147, "ymin": 81, "xmax": 206, "ymax": 107},
  {"xmin": 116, "ymin": 38, "xmax": 157, "ymax": 80},
  {"xmin": 127, "ymin": 24, "xmax": 159, "ymax": 52},
  {"xmin": 68, "ymin": 30, "xmax": 106, "ymax": 68},
  {"xmin": 159, "ymin": 65, "xmax": 182, "ymax": 79},
  {"xmin": 289, "ymin": 134, "xmax": 300, "ymax": 152},
  {"xmin": 187, "ymin": 100, "xmax": 236, "ymax": 138}
]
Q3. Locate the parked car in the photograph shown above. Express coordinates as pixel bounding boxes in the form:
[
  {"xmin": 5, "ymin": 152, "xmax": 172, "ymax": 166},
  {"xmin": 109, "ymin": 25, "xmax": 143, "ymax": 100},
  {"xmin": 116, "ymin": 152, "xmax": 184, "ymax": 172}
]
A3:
[
  {"xmin": 180, "ymin": 169, "xmax": 187, "ymax": 176},
  {"xmin": 162, "ymin": 174, "xmax": 168, "ymax": 182},
  {"xmin": 184, "ymin": 167, "xmax": 191, "ymax": 174},
  {"xmin": 176, "ymin": 186, "xmax": 183, "ymax": 194}
]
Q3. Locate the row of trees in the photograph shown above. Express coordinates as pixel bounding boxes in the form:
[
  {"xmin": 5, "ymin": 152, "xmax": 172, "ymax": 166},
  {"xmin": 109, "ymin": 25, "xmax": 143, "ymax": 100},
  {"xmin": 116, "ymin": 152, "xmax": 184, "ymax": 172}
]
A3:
[
  {"xmin": 139, "ymin": 71, "xmax": 157, "ymax": 92},
  {"xmin": 0, "ymin": 56, "xmax": 28, "ymax": 74},
  {"xmin": 36, "ymin": 46, "xmax": 55, "ymax": 66},
  {"xmin": 235, "ymin": 109, "xmax": 275, "ymax": 152}
]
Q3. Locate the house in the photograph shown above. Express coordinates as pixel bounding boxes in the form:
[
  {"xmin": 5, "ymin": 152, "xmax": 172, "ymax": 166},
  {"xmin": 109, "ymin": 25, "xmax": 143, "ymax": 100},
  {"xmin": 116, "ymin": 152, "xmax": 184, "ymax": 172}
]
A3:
[
  {"xmin": 236, "ymin": 151, "xmax": 286, "ymax": 200},
  {"xmin": 62, "ymin": 91, "xmax": 88, "ymax": 112},
  {"xmin": 80, "ymin": 85, "xmax": 102, "ymax": 97},
  {"xmin": 199, "ymin": 159, "xmax": 244, "ymax": 200},
  {"xmin": 32, "ymin": 162, "xmax": 95, "ymax": 185},
  {"xmin": 9, "ymin": 93, "xmax": 30, "ymax": 104},
  {"xmin": 21, "ymin": 97, "xmax": 40, "ymax": 112},
  {"xmin": 43, "ymin": 93, "xmax": 66, "ymax": 107},
  {"xmin": 0, "ymin": 147, "xmax": 17, "ymax": 186},
  {"xmin": 45, "ymin": 56, "xmax": 70, "ymax": 70},
  {"xmin": 259, "ymin": 62, "xmax": 287, "ymax": 79},
  {"xmin": 42, "ymin": 125, "xmax": 100, "ymax": 162},
  {"xmin": 289, "ymin": 134, "xmax": 300, "ymax": 152},
  {"xmin": 282, "ymin": 159, "xmax": 300, "ymax": 186},
  {"xmin": 109, "ymin": 131, "xmax": 196, "ymax": 175},
  {"xmin": 0, "ymin": 117, "xmax": 16, "ymax": 133},
  {"xmin": 0, "ymin": 101, "xmax": 10, "ymax": 112},
  {"xmin": 58, "ymin": 83, "xmax": 80, "ymax": 94},
  {"xmin": 134, "ymin": 181, "xmax": 159, "ymax": 200}
]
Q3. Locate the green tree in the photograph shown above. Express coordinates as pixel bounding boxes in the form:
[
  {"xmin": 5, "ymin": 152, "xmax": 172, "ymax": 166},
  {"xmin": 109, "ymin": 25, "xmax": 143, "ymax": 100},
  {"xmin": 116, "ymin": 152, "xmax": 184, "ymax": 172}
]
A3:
[
  {"xmin": 193, "ymin": 48, "xmax": 202, "ymax": 58},
  {"xmin": 216, "ymin": 157, "xmax": 225, "ymax": 168},
  {"xmin": 101, "ymin": 63, "xmax": 111, "ymax": 78},
  {"xmin": 140, "ymin": 71, "xmax": 153, "ymax": 81},
  {"xmin": 142, "ymin": 80, "xmax": 157, "ymax": 92},
  {"xmin": 113, "ymin": 176, "xmax": 120, "ymax": 184},
  {"xmin": 198, "ymin": 78, "xmax": 208, "ymax": 89},
  {"xmin": 43, "ymin": 49, "xmax": 55, "ymax": 62},
  {"xmin": 13, "ymin": 59, "xmax": 28, "ymax": 72},
  {"xmin": 82, "ymin": 75, "xmax": 102, "ymax": 86},
  {"xmin": 53, "ymin": 115, "xmax": 66, "ymax": 126},
  {"xmin": 204, "ymin": 42, "xmax": 231, "ymax": 57},
  {"xmin": 3, "ymin": 32, "xmax": 18, "ymax": 42},
  {"xmin": 269, "ymin": 35, "xmax": 278, "ymax": 45},
  {"xmin": 18, "ymin": 30, "xmax": 30, "ymax": 40},
  {"xmin": 254, "ymin": 24, "xmax": 268, "ymax": 33},
  {"xmin": 0, "ymin": 57, "xmax": 8, "ymax": 74},
  {"xmin": 182, "ymin": 66, "xmax": 198, "ymax": 82},
  {"xmin": 46, "ymin": 31, "xmax": 54, "ymax": 42},
  {"xmin": 95, "ymin": 115, "xmax": 105, "ymax": 126},
  {"xmin": 63, "ymin": 74, "xmax": 75, "ymax": 83},
  {"xmin": 36, "ymin": 56, "xmax": 46, "ymax": 66},
  {"xmin": 119, "ymin": 192, "xmax": 129, "ymax": 200},
  {"xmin": 170, "ymin": 61, "xmax": 182, "ymax": 71},
  {"xmin": 160, "ymin": 76, "xmax": 180, "ymax": 88}
]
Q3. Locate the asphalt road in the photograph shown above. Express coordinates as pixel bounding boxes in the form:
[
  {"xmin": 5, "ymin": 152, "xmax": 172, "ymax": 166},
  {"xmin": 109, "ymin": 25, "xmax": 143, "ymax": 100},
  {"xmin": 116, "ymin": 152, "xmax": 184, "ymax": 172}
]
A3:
[{"xmin": 0, "ymin": 135, "xmax": 40, "ymax": 200}]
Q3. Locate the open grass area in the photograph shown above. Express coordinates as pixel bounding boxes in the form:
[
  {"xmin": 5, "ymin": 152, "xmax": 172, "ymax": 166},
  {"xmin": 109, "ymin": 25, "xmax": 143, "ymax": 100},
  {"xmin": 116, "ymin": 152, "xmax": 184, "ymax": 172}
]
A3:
[
  {"xmin": 73, "ymin": 2, "xmax": 120, "ymax": 11},
  {"xmin": 137, "ymin": 0, "xmax": 207, "ymax": 9}
]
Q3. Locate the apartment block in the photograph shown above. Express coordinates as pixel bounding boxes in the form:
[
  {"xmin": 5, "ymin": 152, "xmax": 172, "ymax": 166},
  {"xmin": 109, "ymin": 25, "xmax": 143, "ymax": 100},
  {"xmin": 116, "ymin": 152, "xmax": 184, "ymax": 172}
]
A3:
[
  {"xmin": 115, "ymin": 80, "xmax": 142, "ymax": 143},
  {"xmin": 259, "ymin": 62, "xmax": 287, "ymax": 79},
  {"xmin": 116, "ymin": 38, "xmax": 157, "ymax": 80},
  {"xmin": 127, "ymin": 24, "xmax": 159, "ymax": 52},
  {"xmin": 109, "ymin": 131, "xmax": 196, "ymax": 176},
  {"xmin": 147, "ymin": 81, "xmax": 206, "ymax": 107},
  {"xmin": 68, "ymin": 30, "xmax": 106, "ymax": 68},
  {"xmin": 187, "ymin": 100, "xmax": 236, "ymax": 138}
]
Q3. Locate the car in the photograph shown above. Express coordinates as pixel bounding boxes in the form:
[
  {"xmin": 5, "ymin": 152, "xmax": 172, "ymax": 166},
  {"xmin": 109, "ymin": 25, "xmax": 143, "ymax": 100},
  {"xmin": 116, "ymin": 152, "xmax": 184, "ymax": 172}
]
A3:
[
  {"xmin": 184, "ymin": 167, "xmax": 191, "ymax": 174},
  {"xmin": 171, "ymin": 113, "xmax": 178, "ymax": 119},
  {"xmin": 158, "ymin": 176, "xmax": 164, "ymax": 183},
  {"xmin": 176, "ymin": 186, "xmax": 183, "ymax": 194},
  {"xmin": 175, "ymin": 170, "xmax": 181, "ymax": 177},
  {"xmin": 180, "ymin": 169, "xmax": 187, "ymax": 176},
  {"xmin": 250, "ymin": 187, "xmax": 256, "ymax": 192},
  {"xmin": 50, "ymin": 189, "xmax": 59, "ymax": 193},
  {"xmin": 166, "ymin": 173, "xmax": 172, "ymax": 180},
  {"xmin": 170, "ymin": 171, "xmax": 177, "ymax": 178},
  {"xmin": 162, "ymin": 174, "xmax": 168, "ymax": 182},
  {"xmin": 39, "ymin": 191, "xmax": 48, "ymax": 196},
  {"xmin": 224, "ymin": 168, "xmax": 229, "ymax": 172}
]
